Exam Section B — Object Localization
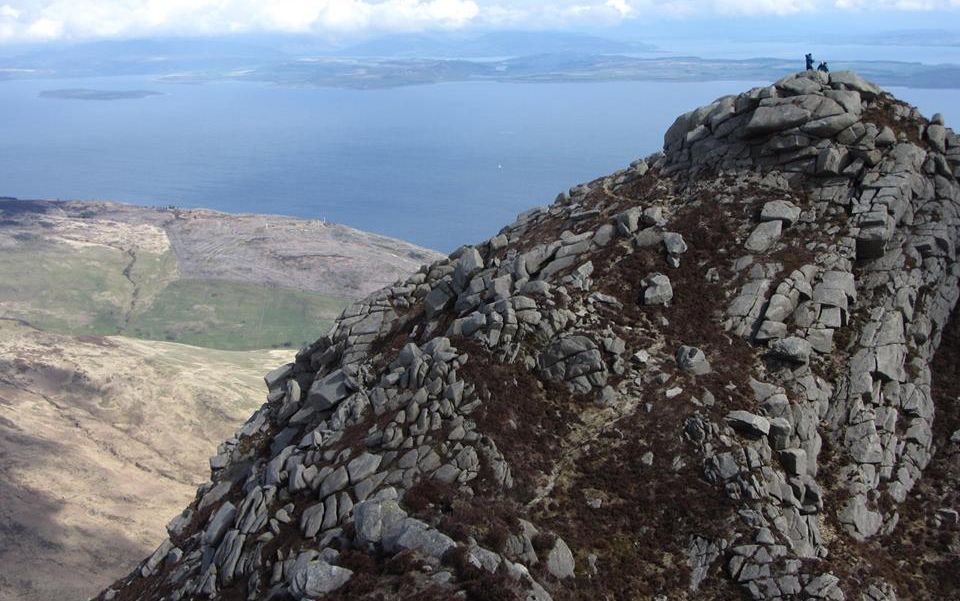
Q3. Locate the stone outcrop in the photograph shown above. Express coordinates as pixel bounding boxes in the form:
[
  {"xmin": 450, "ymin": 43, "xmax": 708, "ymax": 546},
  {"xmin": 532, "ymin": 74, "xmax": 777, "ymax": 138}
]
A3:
[{"xmin": 98, "ymin": 71, "xmax": 960, "ymax": 601}]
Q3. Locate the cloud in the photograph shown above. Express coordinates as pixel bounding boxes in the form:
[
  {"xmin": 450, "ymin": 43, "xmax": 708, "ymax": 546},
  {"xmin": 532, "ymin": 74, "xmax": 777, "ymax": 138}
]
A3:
[
  {"xmin": 0, "ymin": 0, "xmax": 957, "ymax": 42},
  {"xmin": 0, "ymin": 0, "xmax": 481, "ymax": 41}
]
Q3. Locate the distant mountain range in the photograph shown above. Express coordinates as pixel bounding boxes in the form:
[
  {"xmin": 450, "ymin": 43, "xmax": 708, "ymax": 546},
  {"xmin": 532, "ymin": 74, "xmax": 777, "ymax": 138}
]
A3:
[
  {"xmin": 339, "ymin": 30, "xmax": 658, "ymax": 58},
  {"xmin": 162, "ymin": 54, "xmax": 960, "ymax": 90},
  {"xmin": 3, "ymin": 30, "xmax": 960, "ymax": 89}
]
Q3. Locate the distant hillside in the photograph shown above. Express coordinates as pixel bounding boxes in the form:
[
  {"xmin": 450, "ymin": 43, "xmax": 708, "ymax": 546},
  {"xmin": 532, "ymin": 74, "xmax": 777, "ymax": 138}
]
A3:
[
  {"xmin": 0, "ymin": 200, "xmax": 442, "ymax": 350},
  {"xmin": 0, "ymin": 199, "xmax": 441, "ymax": 601},
  {"xmin": 0, "ymin": 320, "xmax": 288, "ymax": 601}
]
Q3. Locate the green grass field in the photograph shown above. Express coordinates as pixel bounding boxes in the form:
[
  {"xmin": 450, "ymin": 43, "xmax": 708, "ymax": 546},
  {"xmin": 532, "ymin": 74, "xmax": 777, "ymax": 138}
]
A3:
[
  {"xmin": 126, "ymin": 279, "xmax": 348, "ymax": 350},
  {"xmin": 0, "ymin": 236, "xmax": 349, "ymax": 350},
  {"xmin": 0, "ymin": 236, "xmax": 138, "ymax": 335}
]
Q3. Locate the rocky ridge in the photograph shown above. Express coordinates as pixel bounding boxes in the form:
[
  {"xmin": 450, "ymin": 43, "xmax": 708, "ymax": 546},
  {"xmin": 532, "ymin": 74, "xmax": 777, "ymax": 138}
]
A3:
[{"xmin": 99, "ymin": 71, "xmax": 960, "ymax": 601}]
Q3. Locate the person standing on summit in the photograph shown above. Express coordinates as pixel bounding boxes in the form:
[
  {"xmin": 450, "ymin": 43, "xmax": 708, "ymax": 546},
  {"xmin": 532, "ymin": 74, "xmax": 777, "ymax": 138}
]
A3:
[{"xmin": 806, "ymin": 53, "xmax": 815, "ymax": 70}]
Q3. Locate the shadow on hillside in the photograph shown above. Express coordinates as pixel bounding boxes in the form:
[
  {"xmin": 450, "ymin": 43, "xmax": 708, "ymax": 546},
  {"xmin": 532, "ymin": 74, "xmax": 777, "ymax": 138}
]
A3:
[{"xmin": 0, "ymin": 409, "xmax": 151, "ymax": 601}]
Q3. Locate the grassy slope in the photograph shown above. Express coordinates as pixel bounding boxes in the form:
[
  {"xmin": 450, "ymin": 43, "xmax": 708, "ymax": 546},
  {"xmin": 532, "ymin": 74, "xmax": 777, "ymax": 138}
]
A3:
[
  {"xmin": 0, "ymin": 236, "xmax": 136, "ymax": 334},
  {"xmin": 0, "ymin": 236, "xmax": 349, "ymax": 350},
  {"xmin": 126, "ymin": 279, "xmax": 348, "ymax": 350}
]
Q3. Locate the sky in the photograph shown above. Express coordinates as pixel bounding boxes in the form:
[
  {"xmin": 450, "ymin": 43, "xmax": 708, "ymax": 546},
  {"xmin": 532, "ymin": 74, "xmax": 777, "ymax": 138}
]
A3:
[{"xmin": 0, "ymin": 0, "xmax": 959, "ymax": 44}]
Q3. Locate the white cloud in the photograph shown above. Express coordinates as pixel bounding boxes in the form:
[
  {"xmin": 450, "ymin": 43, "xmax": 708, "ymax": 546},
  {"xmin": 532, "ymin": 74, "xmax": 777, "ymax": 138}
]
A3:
[
  {"xmin": 25, "ymin": 16, "xmax": 60, "ymax": 38},
  {"xmin": 0, "ymin": 0, "xmax": 481, "ymax": 41},
  {"xmin": 0, "ymin": 0, "xmax": 957, "ymax": 42},
  {"xmin": 606, "ymin": 0, "xmax": 634, "ymax": 16}
]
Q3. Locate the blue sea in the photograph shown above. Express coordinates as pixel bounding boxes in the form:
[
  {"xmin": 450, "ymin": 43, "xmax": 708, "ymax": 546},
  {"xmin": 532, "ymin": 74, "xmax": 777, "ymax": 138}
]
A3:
[{"xmin": 1, "ymin": 76, "xmax": 958, "ymax": 251}]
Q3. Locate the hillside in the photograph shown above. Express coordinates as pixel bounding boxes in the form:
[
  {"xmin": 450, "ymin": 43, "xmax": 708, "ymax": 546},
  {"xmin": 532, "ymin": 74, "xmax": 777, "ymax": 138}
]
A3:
[
  {"xmin": 0, "ymin": 202, "xmax": 442, "ymax": 601},
  {"xmin": 101, "ymin": 71, "xmax": 959, "ymax": 601},
  {"xmin": 0, "ymin": 320, "xmax": 291, "ymax": 601},
  {"xmin": 0, "ymin": 200, "xmax": 440, "ymax": 350}
]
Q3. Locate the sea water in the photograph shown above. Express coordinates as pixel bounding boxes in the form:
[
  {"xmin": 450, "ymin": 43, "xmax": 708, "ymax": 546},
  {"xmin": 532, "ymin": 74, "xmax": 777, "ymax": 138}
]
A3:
[{"xmin": 1, "ymin": 76, "xmax": 957, "ymax": 251}]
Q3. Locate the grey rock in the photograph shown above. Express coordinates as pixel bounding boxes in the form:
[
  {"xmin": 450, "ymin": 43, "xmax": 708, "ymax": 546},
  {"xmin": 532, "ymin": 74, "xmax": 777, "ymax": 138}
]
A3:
[
  {"xmin": 425, "ymin": 286, "xmax": 453, "ymax": 318},
  {"xmin": 643, "ymin": 206, "xmax": 667, "ymax": 227},
  {"xmin": 830, "ymin": 71, "xmax": 881, "ymax": 98},
  {"xmin": 319, "ymin": 466, "xmax": 349, "ymax": 499},
  {"xmin": 726, "ymin": 411, "xmax": 771, "ymax": 437},
  {"xmin": 454, "ymin": 248, "xmax": 484, "ymax": 291},
  {"xmin": 212, "ymin": 530, "xmax": 244, "ymax": 585},
  {"xmin": 614, "ymin": 208, "xmax": 641, "ymax": 235},
  {"xmin": 354, "ymin": 472, "xmax": 388, "ymax": 502},
  {"xmin": 807, "ymin": 328, "xmax": 835, "ymax": 354},
  {"xmin": 755, "ymin": 320, "xmax": 788, "ymax": 341},
  {"xmin": 203, "ymin": 502, "xmax": 237, "ymax": 547},
  {"xmin": 768, "ymin": 336, "xmax": 812, "ymax": 364},
  {"xmin": 687, "ymin": 536, "xmax": 724, "ymax": 591},
  {"xmin": 803, "ymin": 112, "xmax": 859, "ymax": 137},
  {"xmin": 347, "ymin": 453, "xmax": 382, "ymax": 484},
  {"xmin": 467, "ymin": 545, "xmax": 503, "ymax": 572},
  {"xmin": 876, "ymin": 126, "xmax": 896, "ymax": 146},
  {"xmin": 199, "ymin": 481, "xmax": 233, "ymax": 511},
  {"xmin": 745, "ymin": 105, "xmax": 812, "ymax": 137},
  {"xmin": 676, "ymin": 345, "xmax": 711, "ymax": 375},
  {"xmin": 308, "ymin": 369, "xmax": 353, "ymax": 411},
  {"xmin": 769, "ymin": 418, "xmax": 793, "ymax": 449},
  {"xmin": 779, "ymin": 448, "xmax": 807, "ymax": 475},
  {"xmin": 927, "ymin": 124, "xmax": 947, "ymax": 153},
  {"xmin": 264, "ymin": 363, "xmax": 293, "ymax": 391},
  {"xmin": 521, "ymin": 280, "xmax": 551, "ymax": 296},
  {"xmin": 433, "ymin": 463, "xmax": 461, "ymax": 483},
  {"xmin": 592, "ymin": 224, "xmax": 616, "ymax": 247},
  {"xmin": 546, "ymin": 537, "xmax": 576, "ymax": 579},
  {"xmin": 779, "ymin": 76, "xmax": 821, "ymax": 96},
  {"xmin": 289, "ymin": 560, "xmax": 353, "ymax": 598},
  {"xmin": 876, "ymin": 344, "xmax": 906, "ymax": 382},
  {"xmin": 353, "ymin": 499, "xmax": 407, "ymax": 545},
  {"xmin": 825, "ymin": 89, "xmax": 862, "ymax": 114},
  {"xmin": 764, "ymin": 293, "xmax": 796, "ymax": 323},
  {"xmin": 386, "ymin": 518, "xmax": 456, "ymax": 559},
  {"xmin": 166, "ymin": 509, "xmax": 193, "ymax": 539},
  {"xmin": 141, "ymin": 538, "xmax": 174, "ymax": 577},
  {"xmin": 663, "ymin": 232, "xmax": 688, "ymax": 255},
  {"xmin": 745, "ymin": 220, "xmax": 783, "ymax": 253},
  {"xmin": 642, "ymin": 273, "xmax": 674, "ymax": 306},
  {"xmin": 760, "ymin": 200, "xmax": 802, "ymax": 226},
  {"xmin": 839, "ymin": 495, "xmax": 883, "ymax": 539}
]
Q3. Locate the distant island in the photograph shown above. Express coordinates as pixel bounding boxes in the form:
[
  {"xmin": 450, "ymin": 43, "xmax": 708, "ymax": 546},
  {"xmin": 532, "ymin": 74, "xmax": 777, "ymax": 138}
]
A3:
[
  {"xmin": 39, "ymin": 88, "xmax": 163, "ymax": 100},
  {"xmin": 158, "ymin": 55, "xmax": 960, "ymax": 90}
]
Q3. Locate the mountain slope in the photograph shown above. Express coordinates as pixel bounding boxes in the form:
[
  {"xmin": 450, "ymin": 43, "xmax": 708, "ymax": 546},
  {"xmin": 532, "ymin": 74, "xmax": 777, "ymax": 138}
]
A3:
[
  {"xmin": 99, "ymin": 71, "xmax": 960, "ymax": 601},
  {"xmin": 0, "ymin": 320, "xmax": 290, "ymax": 601},
  {"xmin": 0, "ymin": 201, "xmax": 442, "ymax": 601}
]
